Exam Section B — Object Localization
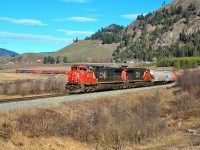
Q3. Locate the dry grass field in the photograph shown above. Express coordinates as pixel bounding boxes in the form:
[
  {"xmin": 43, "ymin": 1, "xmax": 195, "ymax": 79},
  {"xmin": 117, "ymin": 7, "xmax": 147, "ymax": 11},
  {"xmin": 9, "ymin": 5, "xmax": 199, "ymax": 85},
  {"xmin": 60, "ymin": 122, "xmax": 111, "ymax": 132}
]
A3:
[
  {"xmin": 0, "ymin": 64, "xmax": 70, "ymax": 100},
  {"xmin": 0, "ymin": 73, "xmax": 49, "ymax": 81},
  {"xmin": 0, "ymin": 63, "xmax": 71, "ymax": 73},
  {"xmin": 0, "ymin": 87, "xmax": 199, "ymax": 150}
]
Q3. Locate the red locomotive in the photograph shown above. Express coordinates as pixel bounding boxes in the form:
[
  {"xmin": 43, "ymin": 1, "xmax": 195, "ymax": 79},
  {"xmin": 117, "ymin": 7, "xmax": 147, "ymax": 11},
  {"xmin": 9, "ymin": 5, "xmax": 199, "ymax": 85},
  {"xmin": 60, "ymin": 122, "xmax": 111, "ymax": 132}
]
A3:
[{"xmin": 66, "ymin": 64, "xmax": 176, "ymax": 93}]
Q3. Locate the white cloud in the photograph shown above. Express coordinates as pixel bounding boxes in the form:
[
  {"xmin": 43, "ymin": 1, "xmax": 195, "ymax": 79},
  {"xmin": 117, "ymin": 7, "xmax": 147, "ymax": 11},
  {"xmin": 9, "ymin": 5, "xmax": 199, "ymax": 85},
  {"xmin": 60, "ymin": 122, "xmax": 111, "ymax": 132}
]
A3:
[
  {"xmin": 0, "ymin": 31, "xmax": 71, "ymax": 44},
  {"xmin": 68, "ymin": 17, "xmax": 98, "ymax": 22},
  {"xmin": 121, "ymin": 13, "xmax": 147, "ymax": 20},
  {"xmin": 61, "ymin": 0, "xmax": 91, "ymax": 3},
  {"xmin": 0, "ymin": 17, "xmax": 47, "ymax": 26},
  {"xmin": 54, "ymin": 17, "xmax": 98, "ymax": 22},
  {"xmin": 57, "ymin": 29, "xmax": 94, "ymax": 36}
]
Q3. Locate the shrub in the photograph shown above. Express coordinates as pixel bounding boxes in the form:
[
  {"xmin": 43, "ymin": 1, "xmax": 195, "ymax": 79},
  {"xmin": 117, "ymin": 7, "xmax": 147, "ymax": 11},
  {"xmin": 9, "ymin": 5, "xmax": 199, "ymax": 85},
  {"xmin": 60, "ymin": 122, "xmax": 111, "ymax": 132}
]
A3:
[
  {"xmin": 176, "ymin": 70, "xmax": 200, "ymax": 97},
  {"xmin": 17, "ymin": 109, "xmax": 68, "ymax": 137},
  {"xmin": 174, "ymin": 94, "xmax": 192, "ymax": 112},
  {"xmin": 0, "ymin": 121, "xmax": 13, "ymax": 141},
  {"xmin": 29, "ymin": 80, "xmax": 41, "ymax": 94},
  {"xmin": 14, "ymin": 80, "xmax": 23, "ymax": 95},
  {"xmin": 44, "ymin": 78, "xmax": 65, "ymax": 93},
  {"xmin": 65, "ymin": 94, "xmax": 168, "ymax": 148},
  {"xmin": 16, "ymin": 92, "xmax": 170, "ymax": 149},
  {"xmin": 2, "ymin": 82, "xmax": 11, "ymax": 95}
]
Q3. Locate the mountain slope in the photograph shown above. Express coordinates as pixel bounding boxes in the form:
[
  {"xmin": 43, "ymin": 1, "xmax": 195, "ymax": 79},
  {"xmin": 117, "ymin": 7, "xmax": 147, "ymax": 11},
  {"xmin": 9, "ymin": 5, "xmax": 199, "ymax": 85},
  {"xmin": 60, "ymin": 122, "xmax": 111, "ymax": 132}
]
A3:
[
  {"xmin": 0, "ymin": 48, "xmax": 19, "ymax": 57},
  {"xmin": 54, "ymin": 40, "xmax": 119, "ymax": 62},
  {"xmin": 85, "ymin": 24, "xmax": 124, "ymax": 44},
  {"xmin": 19, "ymin": 53, "xmax": 48, "ymax": 62},
  {"xmin": 112, "ymin": 0, "xmax": 200, "ymax": 62}
]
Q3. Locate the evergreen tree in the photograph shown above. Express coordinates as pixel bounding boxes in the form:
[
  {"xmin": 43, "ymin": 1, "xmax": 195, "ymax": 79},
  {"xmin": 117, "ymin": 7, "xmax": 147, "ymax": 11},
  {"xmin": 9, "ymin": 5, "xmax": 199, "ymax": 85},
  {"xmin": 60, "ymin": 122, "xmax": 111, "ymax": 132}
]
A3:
[
  {"xmin": 177, "ymin": 5, "xmax": 182, "ymax": 14},
  {"xmin": 56, "ymin": 56, "xmax": 60, "ymax": 64},
  {"xmin": 188, "ymin": 3, "xmax": 196, "ymax": 11},
  {"xmin": 43, "ymin": 57, "xmax": 48, "ymax": 64},
  {"xmin": 50, "ymin": 57, "xmax": 55, "ymax": 64},
  {"xmin": 47, "ymin": 56, "xmax": 51, "ymax": 63},
  {"xmin": 63, "ymin": 56, "xmax": 68, "ymax": 63}
]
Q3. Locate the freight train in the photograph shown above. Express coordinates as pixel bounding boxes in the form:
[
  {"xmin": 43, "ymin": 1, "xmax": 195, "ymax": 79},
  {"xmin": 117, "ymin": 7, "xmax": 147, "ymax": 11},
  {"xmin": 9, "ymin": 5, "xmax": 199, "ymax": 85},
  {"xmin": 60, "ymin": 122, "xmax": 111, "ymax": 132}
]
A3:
[
  {"xmin": 65, "ymin": 64, "xmax": 176, "ymax": 93},
  {"xmin": 16, "ymin": 69, "xmax": 68, "ymax": 74}
]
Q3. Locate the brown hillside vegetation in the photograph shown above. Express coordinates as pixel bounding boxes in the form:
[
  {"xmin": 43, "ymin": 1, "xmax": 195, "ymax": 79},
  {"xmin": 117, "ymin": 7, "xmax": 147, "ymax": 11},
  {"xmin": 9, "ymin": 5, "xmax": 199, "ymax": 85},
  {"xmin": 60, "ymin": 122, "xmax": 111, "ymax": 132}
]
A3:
[
  {"xmin": 20, "ymin": 53, "xmax": 48, "ymax": 63},
  {"xmin": 0, "ymin": 70, "xmax": 200, "ymax": 150},
  {"xmin": 121, "ymin": 0, "xmax": 200, "ymax": 48},
  {"xmin": 0, "ymin": 53, "xmax": 47, "ymax": 64},
  {"xmin": 8, "ymin": 53, "xmax": 48, "ymax": 64},
  {"xmin": 54, "ymin": 40, "xmax": 119, "ymax": 62},
  {"xmin": 172, "ymin": 0, "xmax": 200, "ymax": 8}
]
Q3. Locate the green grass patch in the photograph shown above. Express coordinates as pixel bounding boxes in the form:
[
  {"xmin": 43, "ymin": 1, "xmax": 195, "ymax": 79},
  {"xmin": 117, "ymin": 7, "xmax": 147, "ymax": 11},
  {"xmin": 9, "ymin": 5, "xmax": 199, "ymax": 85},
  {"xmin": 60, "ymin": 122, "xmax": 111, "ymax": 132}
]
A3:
[{"xmin": 157, "ymin": 57, "xmax": 200, "ymax": 70}]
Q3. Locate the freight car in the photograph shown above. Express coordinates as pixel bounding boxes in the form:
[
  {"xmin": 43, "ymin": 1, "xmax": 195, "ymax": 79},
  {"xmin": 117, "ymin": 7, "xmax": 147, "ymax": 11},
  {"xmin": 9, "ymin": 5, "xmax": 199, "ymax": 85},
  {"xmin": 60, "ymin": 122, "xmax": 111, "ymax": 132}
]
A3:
[
  {"xmin": 16, "ymin": 69, "xmax": 68, "ymax": 74},
  {"xmin": 65, "ymin": 64, "xmax": 176, "ymax": 93}
]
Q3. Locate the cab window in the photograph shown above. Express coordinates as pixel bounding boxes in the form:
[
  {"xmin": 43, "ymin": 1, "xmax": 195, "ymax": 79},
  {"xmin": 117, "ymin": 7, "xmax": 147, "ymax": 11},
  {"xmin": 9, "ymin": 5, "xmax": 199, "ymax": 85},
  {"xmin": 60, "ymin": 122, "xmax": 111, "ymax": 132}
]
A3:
[
  {"xmin": 78, "ymin": 67, "xmax": 87, "ymax": 72},
  {"xmin": 72, "ymin": 67, "xmax": 77, "ymax": 70},
  {"xmin": 83, "ymin": 68, "xmax": 87, "ymax": 72}
]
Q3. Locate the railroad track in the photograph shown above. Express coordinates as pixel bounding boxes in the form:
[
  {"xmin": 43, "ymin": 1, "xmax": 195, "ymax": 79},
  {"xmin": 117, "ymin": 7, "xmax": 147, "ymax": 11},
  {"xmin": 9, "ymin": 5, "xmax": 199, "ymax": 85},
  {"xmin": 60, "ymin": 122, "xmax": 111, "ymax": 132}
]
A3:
[
  {"xmin": 0, "ymin": 93, "xmax": 67, "ymax": 104},
  {"xmin": 0, "ymin": 83, "xmax": 175, "ymax": 112},
  {"xmin": 0, "ymin": 82, "xmax": 175, "ymax": 105}
]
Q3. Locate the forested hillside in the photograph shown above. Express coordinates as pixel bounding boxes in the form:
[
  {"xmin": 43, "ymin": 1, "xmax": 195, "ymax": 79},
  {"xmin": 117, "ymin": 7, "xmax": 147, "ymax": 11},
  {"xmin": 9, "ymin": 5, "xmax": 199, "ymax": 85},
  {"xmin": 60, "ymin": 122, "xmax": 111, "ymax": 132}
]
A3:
[
  {"xmin": 109, "ymin": 0, "xmax": 200, "ymax": 62},
  {"xmin": 85, "ymin": 24, "xmax": 124, "ymax": 44}
]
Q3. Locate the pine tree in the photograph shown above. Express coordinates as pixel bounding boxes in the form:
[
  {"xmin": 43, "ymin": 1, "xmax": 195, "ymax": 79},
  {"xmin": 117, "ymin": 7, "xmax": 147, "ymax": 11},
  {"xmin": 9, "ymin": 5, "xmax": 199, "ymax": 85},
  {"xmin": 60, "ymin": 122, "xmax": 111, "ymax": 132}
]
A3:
[
  {"xmin": 43, "ymin": 57, "xmax": 48, "ymax": 64},
  {"xmin": 50, "ymin": 57, "xmax": 55, "ymax": 64},
  {"xmin": 56, "ymin": 56, "xmax": 60, "ymax": 64},
  {"xmin": 63, "ymin": 56, "xmax": 68, "ymax": 63},
  {"xmin": 47, "ymin": 56, "xmax": 52, "ymax": 63}
]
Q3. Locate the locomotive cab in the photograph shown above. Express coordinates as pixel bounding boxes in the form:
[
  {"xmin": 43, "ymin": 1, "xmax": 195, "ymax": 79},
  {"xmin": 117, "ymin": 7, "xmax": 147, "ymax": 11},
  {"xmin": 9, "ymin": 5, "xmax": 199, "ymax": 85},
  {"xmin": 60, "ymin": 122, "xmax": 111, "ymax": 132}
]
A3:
[{"xmin": 67, "ymin": 64, "xmax": 98, "ymax": 84}]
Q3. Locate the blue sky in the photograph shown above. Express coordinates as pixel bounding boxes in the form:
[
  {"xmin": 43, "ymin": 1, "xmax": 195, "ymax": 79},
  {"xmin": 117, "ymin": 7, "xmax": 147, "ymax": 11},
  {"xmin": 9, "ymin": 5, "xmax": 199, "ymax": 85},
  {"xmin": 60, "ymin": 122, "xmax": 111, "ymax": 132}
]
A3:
[{"xmin": 0, "ymin": 0, "xmax": 173, "ymax": 54}]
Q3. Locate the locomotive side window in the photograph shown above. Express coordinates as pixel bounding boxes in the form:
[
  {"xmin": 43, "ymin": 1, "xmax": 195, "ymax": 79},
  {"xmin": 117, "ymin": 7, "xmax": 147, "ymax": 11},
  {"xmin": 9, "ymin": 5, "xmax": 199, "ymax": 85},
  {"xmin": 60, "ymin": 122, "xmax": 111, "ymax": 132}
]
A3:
[
  {"xmin": 83, "ymin": 68, "xmax": 87, "ymax": 72},
  {"xmin": 136, "ymin": 72, "xmax": 140, "ymax": 78},
  {"xmin": 88, "ymin": 67, "xmax": 93, "ymax": 72}
]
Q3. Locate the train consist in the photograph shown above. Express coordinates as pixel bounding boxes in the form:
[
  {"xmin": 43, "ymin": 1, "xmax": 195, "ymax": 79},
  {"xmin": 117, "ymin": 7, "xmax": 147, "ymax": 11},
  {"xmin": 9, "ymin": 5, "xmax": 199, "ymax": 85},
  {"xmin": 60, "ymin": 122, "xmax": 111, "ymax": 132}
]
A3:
[
  {"xmin": 66, "ymin": 64, "xmax": 176, "ymax": 93},
  {"xmin": 16, "ymin": 69, "xmax": 68, "ymax": 74}
]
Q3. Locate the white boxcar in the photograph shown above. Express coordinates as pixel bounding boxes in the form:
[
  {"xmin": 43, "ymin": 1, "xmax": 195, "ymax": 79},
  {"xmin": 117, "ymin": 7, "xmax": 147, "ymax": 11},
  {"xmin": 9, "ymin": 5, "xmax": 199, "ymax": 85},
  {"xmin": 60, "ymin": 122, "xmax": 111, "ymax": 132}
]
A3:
[{"xmin": 150, "ymin": 70, "xmax": 169, "ymax": 82}]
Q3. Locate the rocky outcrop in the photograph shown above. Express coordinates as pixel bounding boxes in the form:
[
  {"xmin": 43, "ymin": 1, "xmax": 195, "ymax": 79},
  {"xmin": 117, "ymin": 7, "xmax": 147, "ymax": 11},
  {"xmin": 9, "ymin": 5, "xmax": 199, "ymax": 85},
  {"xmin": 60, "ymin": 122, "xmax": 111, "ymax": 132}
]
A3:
[{"xmin": 120, "ymin": 0, "xmax": 200, "ymax": 48}]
